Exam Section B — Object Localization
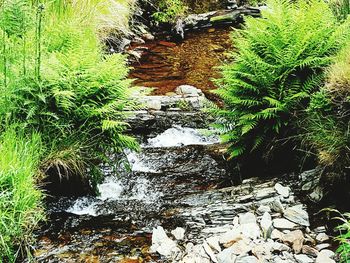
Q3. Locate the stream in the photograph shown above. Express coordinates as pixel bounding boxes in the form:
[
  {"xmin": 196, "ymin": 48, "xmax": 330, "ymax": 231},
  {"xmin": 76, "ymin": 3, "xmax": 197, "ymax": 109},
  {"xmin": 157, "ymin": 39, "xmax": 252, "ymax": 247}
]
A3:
[{"xmin": 30, "ymin": 5, "xmax": 335, "ymax": 263}]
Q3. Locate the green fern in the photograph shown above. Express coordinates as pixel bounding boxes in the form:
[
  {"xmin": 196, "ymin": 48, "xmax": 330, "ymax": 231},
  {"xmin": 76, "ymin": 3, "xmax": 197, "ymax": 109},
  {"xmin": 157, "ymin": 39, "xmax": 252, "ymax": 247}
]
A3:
[{"xmin": 213, "ymin": 0, "xmax": 350, "ymax": 158}]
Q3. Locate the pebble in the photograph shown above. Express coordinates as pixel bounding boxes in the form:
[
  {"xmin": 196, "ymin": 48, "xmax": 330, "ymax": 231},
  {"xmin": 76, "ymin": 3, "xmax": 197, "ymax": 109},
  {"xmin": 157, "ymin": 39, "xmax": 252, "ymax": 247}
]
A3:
[
  {"xmin": 275, "ymin": 183, "xmax": 290, "ymax": 198},
  {"xmin": 171, "ymin": 227, "xmax": 186, "ymax": 240},
  {"xmin": 316, "ymin": 243, "xmax": 331, "ymax": 251},
  {"xmin": 316, "ymin": 232, "xmax": 329, "ymax": 243},
  {"xmin": 283, "ymin": 205, "xmax": 310, "ymax": 227},
  {"xmin": 257, "ymin": 205, "xmax": 271, "ymax": 215},
  {"xmin": 282, "ymin": 230, "xmax": 304, "ymax": 253},
  {"xmin": 273, "ymin": 218, "xmax": 297, "ymax": 230},
  {"xmin": 302, "ymin": 245, "xmax": 319, "ymax": 257},
  {"xmin": 294, "ymin": 254, "xmax": 314, "ymax": 263},
  {"xmin": 316, "ymin": 250, "xmax": 336, "ymax": 263}
]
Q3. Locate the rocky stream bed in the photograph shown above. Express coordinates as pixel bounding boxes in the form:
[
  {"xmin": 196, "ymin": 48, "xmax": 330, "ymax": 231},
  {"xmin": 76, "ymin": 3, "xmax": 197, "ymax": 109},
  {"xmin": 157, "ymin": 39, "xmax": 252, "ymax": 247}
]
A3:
[{"xmin": 30, "ymin": 4, "xmax": 337, "ymax": 262}]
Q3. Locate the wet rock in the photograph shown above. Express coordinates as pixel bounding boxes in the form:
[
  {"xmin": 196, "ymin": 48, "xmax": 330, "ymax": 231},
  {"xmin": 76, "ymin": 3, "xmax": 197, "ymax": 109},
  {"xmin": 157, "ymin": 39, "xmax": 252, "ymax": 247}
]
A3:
[
  {"xmin": 172, "ymin": 227, "xmax": 186, "ymax": 240},
  {"xmin": 316, "ymin": 232, "xmax": 329, "ymax": 243},
  {"xmin": 283, "ymin": 205, "xmax": 310, "ymax": 227},
  {"xmin": 302, "ymin": 245, "xmax": 319, "ymax": 257},
  {"xmin": 275, "ymin": 183, "xmax": 290, "ymax": 198},
  {"xmin": 217, "ymin": 246, "xmax": 237, "ymax": 263},
  {"xmin": 150, "ymin": 226, "xmax": 179, "ymax": 257},
  {"xmin": 294, "ymin": 254, "xmax": 314, "ymax": 263},
  {"xmin": 316, "ymin": 250, "xmax": 336, "ymax": 263},
  {"xmin": 282, "ymin": 230, "xmax": 304, "ymax": 253},
  {"xmin": 273, "ymin": 218, "xmax": 297, "ymax": 230}
]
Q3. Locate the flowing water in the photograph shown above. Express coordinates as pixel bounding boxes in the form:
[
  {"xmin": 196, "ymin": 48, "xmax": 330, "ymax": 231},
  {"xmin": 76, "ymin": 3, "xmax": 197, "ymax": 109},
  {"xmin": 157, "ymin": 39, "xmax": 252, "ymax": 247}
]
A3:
[{"xmin": 32, "ymin": 11, "xmax": 245, "ymax": 263}]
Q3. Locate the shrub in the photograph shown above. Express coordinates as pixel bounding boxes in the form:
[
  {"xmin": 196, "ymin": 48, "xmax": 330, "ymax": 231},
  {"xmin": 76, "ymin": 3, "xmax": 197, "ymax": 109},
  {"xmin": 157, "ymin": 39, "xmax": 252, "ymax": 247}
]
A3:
[
  {"xmin": 214, "ymin": 0, "xmax": 350, "ymax": 158},
  {"xmin": 303, "ymin": 44, "xmax": 350, "ymax": 173},
  {"xmin": 152, "ymin": 0, "xmax": 188, "ymax": 23},
  {"xmin": 0, "ymin": 0, "xmax": 139, "ymax": 185},
  {"xmin": 0, "ymin": 128, "xmax": 44, "ymax": 261}
]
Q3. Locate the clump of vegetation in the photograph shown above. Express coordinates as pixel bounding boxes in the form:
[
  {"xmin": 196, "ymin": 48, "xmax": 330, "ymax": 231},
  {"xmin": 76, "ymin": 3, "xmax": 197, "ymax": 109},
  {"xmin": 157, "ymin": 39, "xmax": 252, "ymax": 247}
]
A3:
[
  {"xmin": 0, "ymin": 0, "xmax": 138, "ymax": 260},
  {"xmin": 214, "ymin": 0, "xmax": 350, "ymax": 158},
  {"xmin": 0, "ymin": 128, "xmax": 44, "ymax": 262},
  {"xmin": 303, "ymin": 44, "xmax": 350, "ymax": 175},
  {"xmin": 152, "ymin": 0, "xmax": 188, "ymax": 23},
  {"xmin": 329, "ymin": 0, "xmax": 350, "ymax": 21}
]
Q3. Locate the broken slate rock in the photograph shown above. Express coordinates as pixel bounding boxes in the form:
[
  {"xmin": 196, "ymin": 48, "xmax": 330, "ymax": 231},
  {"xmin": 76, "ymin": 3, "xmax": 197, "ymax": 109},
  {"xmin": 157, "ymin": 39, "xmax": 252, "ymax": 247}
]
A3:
[
  {"xmin": 294, "ymin": 254, "xmax": 314, "ymax": 263},
  {"xmin": 217, "ymin": 246, "xmax": 237, "ymax": 263},
  {"xmin": 282, "ymin": 230, "xmax": 305, "ymax": 254},
  {"xmin": 172, "ymin": 227, "xmax": 186, "ymax": 240},
  {"xmin": 275, "ymin": 183, "xmax": 290, "ymax": 198},
  {"xmin": 283, "ymin": 205, "xmax": 310, "ymax": 227},
  {"xmin": 273, "ymin": 218, "xmax": 297, "ymax": 230}
]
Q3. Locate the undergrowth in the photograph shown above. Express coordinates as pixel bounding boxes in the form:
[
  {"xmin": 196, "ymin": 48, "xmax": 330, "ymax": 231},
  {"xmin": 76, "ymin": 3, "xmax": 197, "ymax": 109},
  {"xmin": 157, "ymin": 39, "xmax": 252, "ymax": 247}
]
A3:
[{"xmin": 213, "ymin": 0, "xmax": 350, "ymax": 158}]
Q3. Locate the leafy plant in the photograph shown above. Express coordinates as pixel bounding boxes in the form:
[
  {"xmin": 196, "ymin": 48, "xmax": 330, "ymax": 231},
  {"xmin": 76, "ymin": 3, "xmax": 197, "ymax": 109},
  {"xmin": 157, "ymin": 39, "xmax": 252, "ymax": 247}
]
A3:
[
  {"xmin": 0, "ymin": 127, "xmax": 44, "ymax": 262},
  {"xmin": 213, "ymin": 0, "xmax": 350, "ymax": 158},
  {"xmin": 152, "ymin": 0, "xmax": 188, "ymax": 23},
  {"xmin": 329, "ymin": 0, "xmax": 350, "ymax": 21},
  {"xmin": 303, "ymin": 44, "xmax": 350, "ymax": 171}
]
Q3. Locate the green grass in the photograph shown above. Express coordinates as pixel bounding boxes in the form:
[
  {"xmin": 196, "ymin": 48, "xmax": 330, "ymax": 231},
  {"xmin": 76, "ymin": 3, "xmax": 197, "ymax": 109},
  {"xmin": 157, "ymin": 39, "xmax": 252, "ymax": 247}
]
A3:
[{"xmin": 0, "ymin": 127, "xmax": 44, "ymax": 262}]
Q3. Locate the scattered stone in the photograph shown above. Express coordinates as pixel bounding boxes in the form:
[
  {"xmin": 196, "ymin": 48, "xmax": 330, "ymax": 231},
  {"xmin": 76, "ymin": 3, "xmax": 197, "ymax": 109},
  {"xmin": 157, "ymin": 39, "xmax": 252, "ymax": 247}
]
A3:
[
  {"xmin": 294, "ymin": 254, "xmax": 314, "ymax": 263},
  {"xmin": 275, "ymin": 183, "xmax": 290, "ymax": 198},
  {"xmin": 314, "ymin": 226, "xmax": 327, "ymax": 233},
  {"xmin": 316, "ymin": 232, "xmax": 329, "ymax": 243},
  {"xmin": 235, "ymin": 255, "xmax": 259, "ymax": 263},
  {"xmin": 309, "ymin": 186, "xmax": 324, "ymax": 202},
  {"xmin": 146, "ymin": 99, "xmax": 162, "ymax": 110},
  {"xmin": 252, "ymin": 242, "xmax": 273, "ymax": 260},
  {"xmin": 175, "ymin": 85, "xmax": 202, "ymax": 97},
  {"xmin": 239, "ymin": 212, "xmax": 257, "ymax": 224},
  {"xmin": 315, "ymin": 243, "xmax": 331, "ymax": 251},
  {"xmin": 316, "ymin": 250, "xmax": 336, "ymax": 263},
  {"xmin": 217, "ymin": 246, "xmax": 237, "ymax": 263},
  {"xmin": 206, "ymin": 236, "xmax": 221, "ymax": 253},
  {"xmin": 270, "ymin": 198, "xmax": 285, "ymax": 213},
  {"xmin": 272, "ymin": 242, "xmax": 291, "ymax": 252},
  {"xmin": 231, "ymin": 239, "xmax": 252, "ymax": 255},
  {"xmin": 171, "ymin": 227, "xmax": 186, "ymax": 240},
  {"xmin": 318, "ymin": 249, "xmax": 335, "ymax": 259},
  {"xmin": 257, "ymin": 205, "xmax": 271, "ymax": 215},
  {"xmin": 302, "ymin": 245, "xmax": 319, "ymax": 257},
  {"xmin": 240, "ymin": 223, "xmax": 261, "ymax": 240},
  {"xmin": 203, "ymin": 241, "xmax": 218, "ymax": 263},
  {"xmin": 282, "ymin": 230, "xmax": 304, "ymax": 253},
  {"xmin": 273, "ymin": 218, "xmax": 297, "ymax": 230},
  {"xmin": 260, "ymin": 212, "xmax": 273, "ymax": 237},
  {"xmin": 283, "ymin": 205, "xmax": 310, "ymax": 227},
  {"xmin": 220, "ymin": 228, "xmax": 242, "ymax": 247},
  {"xmin": 150, "ymin": 226, "xmax": 179, "ymax": 257},
  {"xmin": 271, "ymin": 229, "xmax": 284, "ymax": 240}
]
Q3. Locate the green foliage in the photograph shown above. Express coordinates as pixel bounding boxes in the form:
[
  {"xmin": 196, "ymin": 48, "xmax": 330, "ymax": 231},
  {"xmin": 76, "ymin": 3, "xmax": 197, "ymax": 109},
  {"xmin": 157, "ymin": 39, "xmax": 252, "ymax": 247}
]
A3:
[
  {"xmin": 303, "ymin": 44, "xmax": 350, "ymax": 170},
  {"xmin": 329, "ymin": 0, "xmax": 350, "ymax": 21},
  {"xmin": 214, "ymin": 0, "xmax": 350, "ymax": 158},
  {"xmin": 152, "ymin": 0, "xmax": 188, "ymax": 23},
  {"xmin": 0, "ymin": 127, "xmax": 44, "ymax": 262}
]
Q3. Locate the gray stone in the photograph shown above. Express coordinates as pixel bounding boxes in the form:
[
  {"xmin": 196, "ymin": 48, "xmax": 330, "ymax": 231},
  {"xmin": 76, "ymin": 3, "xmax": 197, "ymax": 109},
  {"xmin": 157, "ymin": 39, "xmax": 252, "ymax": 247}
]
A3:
[
  {"xmin": 261, "ymin": 212, "xmax": 273, "ymax": 236},
  {"xmin": 235, "ymin": 255, "xmax": 259, "ymax": 263},
  {"xmin": 231, "ymin": 239, "xmax": 252, "ymax": 255},
  {"xmin": 275, "ymin": 183, "xmax": 290, "ymax": 198},
  {"xmin": 283, "ymin": 205, "xmax": 310, "ymax": 227},
  {"xmin": 239, "ymin": 212, "xmax": 257, "ymax": 224},
  {"xmin": 273, "ymin": 218, "xmax": 297, "ymax": 230},
  {"xmin": 271, "ymin": 229, "xmax": 284, "ymax": 240},
  {"xmin": 175, "ymin": 85, "xmax": 201, "ymax": 97},
  {"xmin": 270, "ymin": 199, "xmax": 285, "ymax": 213},
  {"xmin": 171, "ymin": 227, "xmax": 186, "ymax": 240},
  {"xmin": 302, "ymin": 245, "xmax": 319, "ymax": 257},
  {"xmin": 282, "ymin": 230, "xmax": 304, "ymax": 254},
  {"xmin": 318, "ymin": 249, "xmax": 335, "ymax": 259},
  {"xmin": 220, "ymin": 228, "xmax": 241, "ymax": 247},
  {"xmin": 217, "ymin": 246, "xmax": 237, "ymax": 263},
  {"xmin": 272, "ymin": 242, "xmax": 291, "ymax": 252},
  {"xmin": 203, "ymin": 241, "xmax": 218, "ymax": 263},
  {"xmin": 240, "ymin": 223, "xmax": 261, "ymax": 240},
  {"xmin": 316, "ymin": 250, "xmax": 336, "ymax": 263},
  {"xmin": 316, "ymin": 232, "xmax": 329, "ymax": 243},
  {"xmin": 315, "ymin": 243, "xmax": 331, "ymax": 251},
  {"xmin": 151, "ymin": 226, "xmax": 179, "ymax": 257},
  {"xmin": 206, "ymin": 236, "xmax": 221, "ymax": 252},
  {"xmin": 146, "ymin": 99, "xmax": 162, "ymax": 110},
  {"xmin": 294, "ymin": 254, "xmax": 314, "ymax": 263},
  {"xmin": 257, "ymin": 205, "xmax": 271, "ymax": 215}
]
